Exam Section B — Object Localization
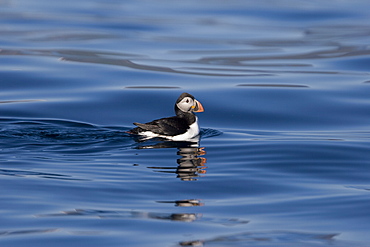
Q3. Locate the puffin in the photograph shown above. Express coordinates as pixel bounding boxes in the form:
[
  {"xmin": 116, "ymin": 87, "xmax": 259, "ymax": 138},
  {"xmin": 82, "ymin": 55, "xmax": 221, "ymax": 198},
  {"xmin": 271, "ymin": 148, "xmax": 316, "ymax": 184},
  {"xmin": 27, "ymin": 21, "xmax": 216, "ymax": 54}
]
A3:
[{"xmin": 129, "ymin": 92, "xmax": 204, "ymax": 141}]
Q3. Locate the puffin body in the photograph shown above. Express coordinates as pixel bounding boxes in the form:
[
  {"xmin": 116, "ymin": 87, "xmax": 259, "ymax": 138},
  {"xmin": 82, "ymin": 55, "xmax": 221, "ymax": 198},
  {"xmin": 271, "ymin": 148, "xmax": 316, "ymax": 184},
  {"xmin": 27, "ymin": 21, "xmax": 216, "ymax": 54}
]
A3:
[{"xmin": 129, "ymin": 93, "xmax": 204, "ymax": 141}]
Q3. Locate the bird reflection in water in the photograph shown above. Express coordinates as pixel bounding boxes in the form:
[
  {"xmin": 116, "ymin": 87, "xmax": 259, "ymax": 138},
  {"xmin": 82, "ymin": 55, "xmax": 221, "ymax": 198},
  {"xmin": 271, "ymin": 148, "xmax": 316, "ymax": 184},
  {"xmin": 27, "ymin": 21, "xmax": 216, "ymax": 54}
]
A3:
[
  {"xmin": 148, "ymin": 146, "xmax": 206, "ymax": 181},
  {"xmin": 37, "ymin": 208, "xmax": 202, "ymax": 223},
  {"xmin": 156, "ymin": 199, "xmax": 204, "ymax": 207},
  {"xmin": 136, "ymin": 137, "xmax": 207, "ymax": 181}
]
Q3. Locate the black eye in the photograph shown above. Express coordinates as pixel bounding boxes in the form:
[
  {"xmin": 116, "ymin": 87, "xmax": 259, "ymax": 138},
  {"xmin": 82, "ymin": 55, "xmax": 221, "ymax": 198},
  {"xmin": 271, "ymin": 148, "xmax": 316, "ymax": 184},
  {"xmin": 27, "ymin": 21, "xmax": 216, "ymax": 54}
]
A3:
[{"xmin": 186, "ymin": 99, "xmax": 189, "ymax": 103}]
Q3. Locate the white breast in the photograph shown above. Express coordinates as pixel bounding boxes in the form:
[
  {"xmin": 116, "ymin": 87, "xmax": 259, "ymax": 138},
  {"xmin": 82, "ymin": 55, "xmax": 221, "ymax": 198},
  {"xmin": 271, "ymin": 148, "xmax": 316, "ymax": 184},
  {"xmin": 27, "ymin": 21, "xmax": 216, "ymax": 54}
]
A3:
[{"xmin": 170, "ymin": 117, "xmax": 200, "ymax": 141}]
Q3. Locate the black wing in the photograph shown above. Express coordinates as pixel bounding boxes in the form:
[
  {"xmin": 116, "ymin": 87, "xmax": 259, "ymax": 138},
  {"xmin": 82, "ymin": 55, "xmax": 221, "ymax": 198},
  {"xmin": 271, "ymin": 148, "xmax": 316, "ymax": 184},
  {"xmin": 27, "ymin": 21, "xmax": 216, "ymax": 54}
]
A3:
[{"xmin": 133, "ymin": 116, "xmax": 189, "ymax": 136}]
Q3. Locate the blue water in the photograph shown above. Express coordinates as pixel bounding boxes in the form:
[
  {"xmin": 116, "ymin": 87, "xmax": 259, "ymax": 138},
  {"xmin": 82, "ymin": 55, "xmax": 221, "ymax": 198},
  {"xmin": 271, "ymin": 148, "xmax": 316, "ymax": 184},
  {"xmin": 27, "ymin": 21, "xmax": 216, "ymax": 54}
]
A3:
[{"xmin": 1, "ymin": 0, "xmax": 370, "ymax": 246}]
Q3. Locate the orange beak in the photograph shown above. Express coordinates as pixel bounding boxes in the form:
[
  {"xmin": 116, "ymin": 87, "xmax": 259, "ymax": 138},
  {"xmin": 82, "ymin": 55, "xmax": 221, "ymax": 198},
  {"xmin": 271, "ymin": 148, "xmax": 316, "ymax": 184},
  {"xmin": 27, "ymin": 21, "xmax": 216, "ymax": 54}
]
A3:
[{"xmin": 193, "ymin": 100, "xmax": 204, "ymax": 112}]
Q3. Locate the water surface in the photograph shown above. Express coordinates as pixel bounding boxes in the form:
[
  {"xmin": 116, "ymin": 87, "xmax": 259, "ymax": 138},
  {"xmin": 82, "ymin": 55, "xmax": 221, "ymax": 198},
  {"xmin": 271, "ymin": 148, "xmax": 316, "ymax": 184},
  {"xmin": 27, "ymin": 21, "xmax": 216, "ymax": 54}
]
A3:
[{"xmin": 1, "ymin": 0, "xmax": 370, "ymax": 246}]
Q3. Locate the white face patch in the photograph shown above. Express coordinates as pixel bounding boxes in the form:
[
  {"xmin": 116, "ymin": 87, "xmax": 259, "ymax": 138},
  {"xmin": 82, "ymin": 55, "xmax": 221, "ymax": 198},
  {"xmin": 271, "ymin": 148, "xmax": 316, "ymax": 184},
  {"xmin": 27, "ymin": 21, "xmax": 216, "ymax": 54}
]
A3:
[{"xmin": 176, "ymin": 96, "xmax": 194, "ymax": 113}]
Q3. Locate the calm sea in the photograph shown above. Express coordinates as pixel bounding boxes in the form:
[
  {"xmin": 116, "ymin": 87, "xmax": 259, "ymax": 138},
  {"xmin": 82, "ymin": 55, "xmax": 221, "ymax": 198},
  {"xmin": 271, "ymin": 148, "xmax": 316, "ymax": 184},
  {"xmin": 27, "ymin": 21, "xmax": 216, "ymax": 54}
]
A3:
[{"xmin": 1, "ymin": 0, "xmax": 370, "ymax": 246}]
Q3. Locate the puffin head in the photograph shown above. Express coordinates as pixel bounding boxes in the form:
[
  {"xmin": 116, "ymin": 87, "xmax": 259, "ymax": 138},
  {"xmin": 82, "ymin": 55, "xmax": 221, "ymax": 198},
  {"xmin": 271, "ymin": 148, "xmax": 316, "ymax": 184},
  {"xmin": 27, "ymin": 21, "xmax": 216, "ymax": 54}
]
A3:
[{"xmin": 175, "ymin": 92, "xmax": 204, "ymax": 114}]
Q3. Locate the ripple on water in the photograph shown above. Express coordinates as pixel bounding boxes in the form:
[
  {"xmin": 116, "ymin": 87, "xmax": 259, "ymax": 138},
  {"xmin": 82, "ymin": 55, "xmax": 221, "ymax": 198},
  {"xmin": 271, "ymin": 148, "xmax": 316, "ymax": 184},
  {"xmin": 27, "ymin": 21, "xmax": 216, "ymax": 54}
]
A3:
[{"xmin": 0, "ymin": 118, "xmax": 131, "ymax": 146}]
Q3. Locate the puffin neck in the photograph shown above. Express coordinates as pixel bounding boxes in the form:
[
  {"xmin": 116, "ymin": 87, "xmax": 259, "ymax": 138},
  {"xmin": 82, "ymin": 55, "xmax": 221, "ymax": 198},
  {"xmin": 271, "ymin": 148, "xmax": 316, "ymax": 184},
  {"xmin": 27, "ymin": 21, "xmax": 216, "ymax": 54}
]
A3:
[{"xmin": 175, "ymin": 108, "xmax": 196, "ymax": 124}]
